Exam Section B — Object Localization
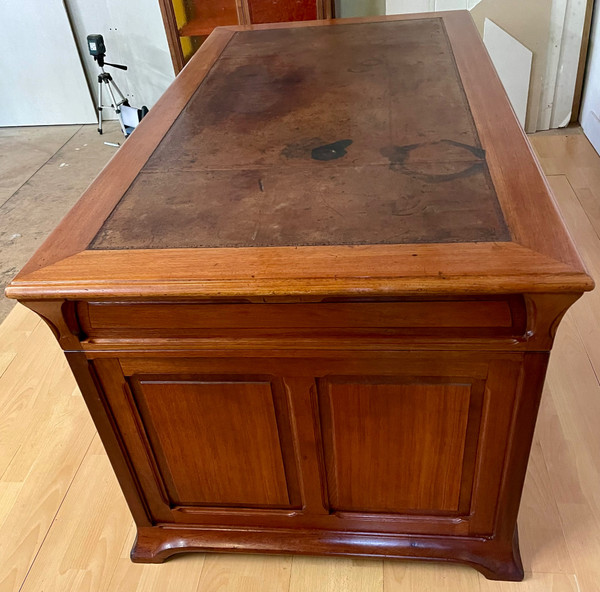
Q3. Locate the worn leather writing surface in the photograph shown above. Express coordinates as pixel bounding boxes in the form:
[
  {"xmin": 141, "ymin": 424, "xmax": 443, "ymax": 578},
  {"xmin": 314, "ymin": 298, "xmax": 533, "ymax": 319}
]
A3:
[{"xmin": 91, "ymin": 19, "xmax": 509, "ymax": 250}]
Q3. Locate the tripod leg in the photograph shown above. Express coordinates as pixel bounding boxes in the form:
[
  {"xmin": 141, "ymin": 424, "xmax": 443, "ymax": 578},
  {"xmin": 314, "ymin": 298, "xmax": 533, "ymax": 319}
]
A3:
[
  {"xmin": 109, "ymin": 79, "xmax": 129, "ymax": 107},
  {"xmin": 97, "ymin": 78, "xmax": 103, "ymax": 135},
  {"xmin": 105, "ymin": 81, "xmax": 128, "ymax": 137}
]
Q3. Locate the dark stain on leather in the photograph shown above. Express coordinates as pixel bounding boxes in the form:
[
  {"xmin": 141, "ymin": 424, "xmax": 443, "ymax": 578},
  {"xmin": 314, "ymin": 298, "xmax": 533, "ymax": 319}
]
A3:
[
  {"xmin": 311, "ymin": 139, "xmax": 353, "ymax": 161},
  {"xmin": 381, "ymin": 140, "xmax": 486, "ymax": 183}
]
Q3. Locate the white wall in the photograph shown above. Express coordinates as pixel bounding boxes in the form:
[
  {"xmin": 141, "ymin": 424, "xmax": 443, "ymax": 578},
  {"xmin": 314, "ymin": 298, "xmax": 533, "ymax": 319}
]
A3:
[
  {"xmin": 580, "ymin": 5, "xmax": 600, "ymax": 153},
  {"xmin": 384, "ymin": 0, "xmax": 588, "ymax": 132},
  {"xmin": 66, "ymin": 0, "xmax": 175, "ymax": 118},
  {"xmin": 0, "ymin": 0, "xmax": 97, "ymax": 126},
  {"xmin": 483, "ymin": 19, "xmax": 533, "ymax": 128},
  {"xmin": 539, "ymin": 0, "xmax": 589, "ymax": 129},
  {"xmin": 385, "ymin": 0, "xmax": 482, "ymax": 13}
]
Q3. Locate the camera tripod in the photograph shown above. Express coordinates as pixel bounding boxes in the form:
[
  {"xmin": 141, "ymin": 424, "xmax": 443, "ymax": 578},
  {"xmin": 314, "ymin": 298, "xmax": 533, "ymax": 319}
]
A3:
[
  {"xmin": 93, "ymin": 54, "xmax": 131, "ymax": 137},
  {"xmin": 87, "ymin": 35, "xmax": 148, "ymax": 139}
]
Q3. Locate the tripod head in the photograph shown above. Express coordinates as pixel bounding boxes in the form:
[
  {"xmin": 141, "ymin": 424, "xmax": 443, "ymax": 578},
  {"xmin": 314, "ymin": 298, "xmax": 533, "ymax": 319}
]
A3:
[{"xmin": 87, "ymin": 34, "xmax": 127, "ymax": 70}]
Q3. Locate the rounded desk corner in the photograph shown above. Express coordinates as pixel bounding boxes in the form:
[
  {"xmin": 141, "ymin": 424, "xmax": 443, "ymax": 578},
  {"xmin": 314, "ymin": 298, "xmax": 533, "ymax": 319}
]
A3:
[
  {"xmin": 475, "ymin": 527, "xmax": 524, "ymax": 582},
  {"xmin": 130, "ymin": 527, "xmax": 180, "ymax": 564}
]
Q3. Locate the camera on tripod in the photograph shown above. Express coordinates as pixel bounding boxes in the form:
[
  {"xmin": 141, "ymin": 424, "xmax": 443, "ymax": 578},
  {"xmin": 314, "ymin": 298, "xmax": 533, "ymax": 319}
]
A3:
[
  {"xmin": 86, "ymin": 34, "xmax": 148, "ymax": 138},
  {"xmin": 86, "ymin": 34, "xmax": 107, "ymax": 59}
]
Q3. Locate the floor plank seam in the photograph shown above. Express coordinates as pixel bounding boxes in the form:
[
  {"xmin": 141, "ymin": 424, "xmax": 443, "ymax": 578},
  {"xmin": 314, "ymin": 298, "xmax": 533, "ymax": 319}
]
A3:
[
  {"xmin": 536, "ymin": 423, "xmax": 585, "ymax": 590},
  {"xmin": 521, "ymin": 482, "xmax": 580, "ymax": 580},
  {"xmin": 0, "ymin": 352, "xmax": 17, "ymax": 382},
  {"xmin": 0, "ymin": 125, "xmax": 83, "ymax": 211},
  {"xmin": 563, "ymin": 174, "xmax": 600, "ymax": 244},
  {"xmin": 103, "ymin": 514, "xmax": 137, "ymax": 592},
  {"xmin": 1, "ymin": 128, "xmax": 598, "ymax": 591},
  {"xmin": 16, "ymin": 433, "xmax": 96, "ymax": 592},
  {"xmin": 284, "ymin": 554, "xmax": 297, "ymax": 592},
  {"xmin": 571, "ymin": 317, "xmax": 600, "ymax": 388},
  {"xmin": 0, "ymin": 300, "xmax": 17, "ymax": 321},
  {"xmin": 0, "ymin": 448, "xmax": 22, "ymax": 483}
]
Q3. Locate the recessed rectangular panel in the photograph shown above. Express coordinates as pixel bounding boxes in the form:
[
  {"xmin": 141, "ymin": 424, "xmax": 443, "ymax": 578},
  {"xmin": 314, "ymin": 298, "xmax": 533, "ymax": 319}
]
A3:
[
  {"xmin": 320, "ymin": 379, "xmax": 472, "ymax": 513},
  {"xmin": 131, "ymin": 378, "xmax": 291, "ymax": 507}
]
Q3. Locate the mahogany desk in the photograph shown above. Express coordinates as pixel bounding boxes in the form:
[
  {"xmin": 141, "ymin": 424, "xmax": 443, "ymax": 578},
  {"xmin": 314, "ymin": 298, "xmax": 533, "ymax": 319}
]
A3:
[{"xmin": 7, "ymin": 12, "xmax": 594, "ymax": 581}]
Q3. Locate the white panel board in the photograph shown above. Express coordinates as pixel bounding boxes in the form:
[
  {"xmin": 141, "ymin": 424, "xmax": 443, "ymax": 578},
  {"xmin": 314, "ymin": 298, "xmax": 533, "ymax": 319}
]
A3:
[
  {"xmin": 483, "ymin": 18, "xmax": 532, "ymax": 128},
  {"xmin": 66, "ymin": 0, "xmax": 175, "ymax": 119},
  {"xmin": 580, "ymin": 5, "xmax": 600, "ymax": 153},
  {"xmin": 538, "ymin": 0, "xmax": 568, "ymax": 130},
  {"xmin": 386, "ymin": 0, "xmax": 434, "ymax": 14},
  {"xmin": 549, "ymin": 0, "xmax": 587, "ymax": 128},
  {"xmin": 435, "ymin": 0, "xmax": 468, "ymax": 10},
  {"xmin": 385, "ymin": 0, "xmax": 482, "ymax": 17},
  {"xmin": 0, "ymin": 0, "xmax": 96, "ymax": 126}
]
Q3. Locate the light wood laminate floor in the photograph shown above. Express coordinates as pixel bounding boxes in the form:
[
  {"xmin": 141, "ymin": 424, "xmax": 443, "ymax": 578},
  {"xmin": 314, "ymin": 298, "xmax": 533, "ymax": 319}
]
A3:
[{"xmin": 0, "ymin": 129, "xmax": 599, "ymax": 591}]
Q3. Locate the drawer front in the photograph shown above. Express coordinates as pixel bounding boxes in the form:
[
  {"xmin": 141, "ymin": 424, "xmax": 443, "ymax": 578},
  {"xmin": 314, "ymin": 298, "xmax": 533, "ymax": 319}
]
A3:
[{"xmin": 78, "ymin": 298, "xmax": 525, "ymax": 342}]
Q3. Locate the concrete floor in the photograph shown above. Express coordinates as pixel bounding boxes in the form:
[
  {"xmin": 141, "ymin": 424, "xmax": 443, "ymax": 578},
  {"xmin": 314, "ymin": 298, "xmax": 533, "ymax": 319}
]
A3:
[{"xmin": 0, "ymin": 122, "xmax": 121, "ymax": 321}]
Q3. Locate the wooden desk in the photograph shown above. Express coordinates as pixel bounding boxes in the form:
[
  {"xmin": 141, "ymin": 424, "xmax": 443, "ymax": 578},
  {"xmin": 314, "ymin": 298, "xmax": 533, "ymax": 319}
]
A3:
[{"xmin": 6, "ymin": 12, "xmax": 593, "ymax": 581}]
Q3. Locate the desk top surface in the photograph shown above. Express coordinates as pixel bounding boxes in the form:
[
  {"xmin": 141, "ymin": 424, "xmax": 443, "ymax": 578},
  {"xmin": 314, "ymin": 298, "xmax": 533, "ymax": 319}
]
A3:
[
  {"xmin": 91, "ymin": 18, "xmax": 508, "ymax": 250},
  {"xmin": 8, "ymin": 12, "xmax": 592, "ymax": 300}
]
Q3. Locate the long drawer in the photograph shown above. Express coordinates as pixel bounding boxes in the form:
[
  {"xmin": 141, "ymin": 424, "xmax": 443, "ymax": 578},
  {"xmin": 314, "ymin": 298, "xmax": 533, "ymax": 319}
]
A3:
[{"xmin": 76, "ymin": 297, "xmax": 527, "ymax": 342}]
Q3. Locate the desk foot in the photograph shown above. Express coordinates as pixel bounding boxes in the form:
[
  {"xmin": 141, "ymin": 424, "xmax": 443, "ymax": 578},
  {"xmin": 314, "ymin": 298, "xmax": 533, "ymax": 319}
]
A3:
[
  {"xmin": 130, "ymin": 525, "xmax": 524, "ymax": 581},
  {"xmin": 473, "ymin": 526, "xmax": 524, "ymax": 581}
]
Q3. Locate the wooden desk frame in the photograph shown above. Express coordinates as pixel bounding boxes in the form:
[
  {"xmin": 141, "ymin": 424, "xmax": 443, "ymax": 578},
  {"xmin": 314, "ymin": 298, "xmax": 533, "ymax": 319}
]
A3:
[{"xmin": 7, "ymin": 13, "xmax": 593, "ymax": 581}]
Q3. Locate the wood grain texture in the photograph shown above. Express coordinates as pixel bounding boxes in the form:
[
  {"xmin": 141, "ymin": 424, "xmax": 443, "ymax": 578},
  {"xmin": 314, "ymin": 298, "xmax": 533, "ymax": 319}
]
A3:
[
  {"xmin": 89, "ymin": 350, "xmax": 519, "ymax": 540},
  {"xmin": 156, "ymin": 0, "xmax": 184, "ymax": 74},
  {"xmin": 104, "ymin": 524, "xmax": 206, "ymax": 592},
  {"xmin": 290, "ymin": 556, "xmax": 382, "ymax": 592},
  {"xmin": 0, "ymin": 307, "xmax": 97, "ymax": 592},
  {"xmin": 429, "ymin": 13, "xmax": 585, "ymax": 272},
  {"xmin": 196, "ymin": 553, "xmax": 292, "ymax": 591},
  {"xmin": 82, "ymin": 300, "xmax": 515, "ymax": 329},
  {"xmin": 1, "ymin": 17, "xmax": 594, "ymax": 585},
  {"xmin": 246, "ymin": 0, "xmax": 318, "ymax": 22},
  {"xmin": 130, "ymin": 377, "xmax": 292, "ymax": 507},
  {"xmin": 7, "ymin": 242, "xmax": 591, "ymax": 301},
  {"xmin": 16, "ymin": 451, "xmax": 133, "ymax": 592},
  {"xmin": 1, "ymin": 130, "xmax": 599, "ymax": 591},
  {"xmin": 6, "ymin": 14, "xmax": 592, "ymax": 301},
  {"xmin": 320, "ymin": 380, "xmax": 471, "ymax": 513}
]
